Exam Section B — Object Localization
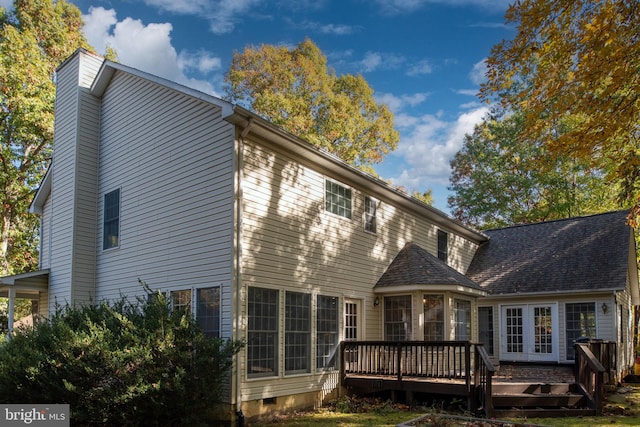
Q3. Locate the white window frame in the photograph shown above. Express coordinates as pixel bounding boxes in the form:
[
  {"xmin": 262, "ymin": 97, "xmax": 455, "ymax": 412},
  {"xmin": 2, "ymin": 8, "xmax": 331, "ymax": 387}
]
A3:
[
  {"xmin": 437, "ymin": 229, "xmax": 448, "ymax": 263},
  {"xmin": 285, "ymin": 291, "xmax": 311, "ymax": 375},
  {"xmin": 247, "ymin": 287, "xmax": 279, "ymax": 378},
  {"xmin": 384, "ymin": 295, "xmax": 412, "ymax": 341},
  {"xmin": 423, "ymin": 294, "xmax": 445, "ymax": 341},
  {"xmin": 363, "ymin": 195, "xmax": 378, "ymax": 234},
  {"xmin": 316, "ymin": 294, "xmax": 339, "ymax": 370},
  {"xmin": 324, "ymin": 178, "xmax": 352, "ymax": 220}
]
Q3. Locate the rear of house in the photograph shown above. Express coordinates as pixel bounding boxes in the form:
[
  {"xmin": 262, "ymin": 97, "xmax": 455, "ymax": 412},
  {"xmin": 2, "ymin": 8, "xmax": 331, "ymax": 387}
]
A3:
[
  {"xmin": 468, "ymin": 211, "xmax": 640, "ymax": 379},
  {"xmin": 17, "ymin": 49, "xmax": 490, "ymax": 420}
]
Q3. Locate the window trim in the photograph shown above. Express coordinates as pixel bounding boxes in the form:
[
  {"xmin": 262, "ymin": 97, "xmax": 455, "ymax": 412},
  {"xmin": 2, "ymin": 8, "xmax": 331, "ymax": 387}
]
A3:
[
  {"xmin": 363, "ymin": 195, "xmax": 378, "ymax": 234},
  {"xmin": 103, "ymin": 188, "xmax": 121, "ymax": 250},
  {"xmin": 196, "ymin": 286, "xmax": 221, "ymax": 338},
  {"xmin": 423, "ymin": 294, "xmax": 445, "ymax": 341},
  {"xmin": 284, "ymin": 291, "xmax": 311, "ymax": 375},
  {"xmin": 565, "ymin": 302, "xmax": 596, "ymax": 361},
  {"xmin": 383, "ymin": 295, "xmax": 413, "ymax": 341},
  {"xmin": 324, "ymin": 178, "xmax": 353, "ymax": 220},
  {"xmin": 453, "ymin": 298, "xmax": 472, "ymax": 340}
]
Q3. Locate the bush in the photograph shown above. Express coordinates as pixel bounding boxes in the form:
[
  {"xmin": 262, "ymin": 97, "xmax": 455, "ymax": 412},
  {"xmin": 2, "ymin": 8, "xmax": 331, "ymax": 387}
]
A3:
[{"xmin": 0, "ymin": 286, "xmax": 242, "ymax": 426}]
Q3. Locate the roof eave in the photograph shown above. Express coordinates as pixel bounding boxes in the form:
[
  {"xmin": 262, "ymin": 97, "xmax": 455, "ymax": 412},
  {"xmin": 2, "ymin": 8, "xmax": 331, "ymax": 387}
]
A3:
[
  {"xmin": 29, "ymin": 168, "xmax": 52, "ymax": 214},
  {"xmin": 374, "ymin": 283, "xmax": 487, "ymax": 297}
]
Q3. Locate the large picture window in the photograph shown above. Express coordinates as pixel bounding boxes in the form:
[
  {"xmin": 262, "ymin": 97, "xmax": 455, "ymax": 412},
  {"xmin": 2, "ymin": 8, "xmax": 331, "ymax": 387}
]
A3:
[
  {"xmin": 423, "ymin": 294, "xmax": 444, "ymax": 341},
  {"xmin": 325, "ymin": 179, "xmax": 352, "ymax": 219},
  {"xmin": 285, "ymin": 291, "xmax": 311, "ymax": 374},
  {"xmin": 565, "ymin": 302, "xmax": 596, "ymax": 360},
  {"xmin": 384, "ymin": 295, "xmax": 412, "ymax": 341},
  {"xmin": 103, "ymin": 189, "xmax": 120, "ymax": 250},
  {"xmin": 248, "ymin": 287, "xmax": 279, "ymax": 377},
  {"xmin": 316, "ymin": 295, "xmax": 339, "ymax": 370}
]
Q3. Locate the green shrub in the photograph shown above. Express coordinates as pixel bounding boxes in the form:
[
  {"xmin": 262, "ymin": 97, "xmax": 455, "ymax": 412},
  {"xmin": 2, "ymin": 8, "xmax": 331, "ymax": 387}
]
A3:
[{"xmin": 0, "ymin": 286, "xmax": 242, "ymax": 426}]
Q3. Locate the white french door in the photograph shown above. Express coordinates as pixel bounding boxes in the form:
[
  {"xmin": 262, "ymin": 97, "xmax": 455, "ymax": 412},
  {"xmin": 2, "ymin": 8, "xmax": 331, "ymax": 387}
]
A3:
[{"xmin": 501, "ymin": 304, "xmax": 558, "ymax": 362}]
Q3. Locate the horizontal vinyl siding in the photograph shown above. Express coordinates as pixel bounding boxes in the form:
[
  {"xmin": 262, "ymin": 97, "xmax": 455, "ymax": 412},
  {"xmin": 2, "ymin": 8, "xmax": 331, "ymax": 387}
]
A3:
[
  {"xmin": 95, "ymin": 71, "xmax": 236, "ymax": 338},
  {"xmin": 48, "ymin": 54, "xmax": 81, "ymax": 309},
  {"xmin": 238, "ymin": 137, "xmax": 481, "ymax": 401},
  {"xmin": 40, "ymin": 194, "xmax": 52, "ymax": 270}
]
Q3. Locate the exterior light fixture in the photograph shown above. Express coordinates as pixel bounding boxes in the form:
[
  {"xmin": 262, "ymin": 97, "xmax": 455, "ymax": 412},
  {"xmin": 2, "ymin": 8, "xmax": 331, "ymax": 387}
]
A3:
[
  {"xmin": 374, "ymin": 297, "xmax": 380, "ymax": 307},
  {"xmin": 601, "ymin": 302, "xmax": 608, "ymax": 314}
]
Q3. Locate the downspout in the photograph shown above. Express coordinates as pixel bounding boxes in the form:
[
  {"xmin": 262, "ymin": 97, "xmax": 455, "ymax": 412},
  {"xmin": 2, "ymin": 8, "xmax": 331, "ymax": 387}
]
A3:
[{"xmin": 235, "ymin": 117, "xmax": 253, "ymax": 426}]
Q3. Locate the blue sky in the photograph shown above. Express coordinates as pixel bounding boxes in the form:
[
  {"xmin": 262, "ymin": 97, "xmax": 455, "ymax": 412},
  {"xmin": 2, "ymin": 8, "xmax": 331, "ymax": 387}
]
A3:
[{"xmin": 3, "ymin": 0, "xmax": 514, "ymax": 212}]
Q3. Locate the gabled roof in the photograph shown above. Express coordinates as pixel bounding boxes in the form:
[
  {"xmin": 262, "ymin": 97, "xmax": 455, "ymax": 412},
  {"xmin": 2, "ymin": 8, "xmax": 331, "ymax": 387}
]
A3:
[
  {"xmin": 375, "ymin": 242, "xmax": 485, "ymax": 295},
  {"xmin": 466, "ymin": 210, "xmax": 638, "ymax": 298}
]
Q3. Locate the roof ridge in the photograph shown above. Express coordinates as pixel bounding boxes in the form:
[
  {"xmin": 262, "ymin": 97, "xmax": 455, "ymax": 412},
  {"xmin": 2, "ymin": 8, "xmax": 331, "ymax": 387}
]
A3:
[{"xmin": 483, "ymin": 210, "xmax": 629, "ymax": 232}]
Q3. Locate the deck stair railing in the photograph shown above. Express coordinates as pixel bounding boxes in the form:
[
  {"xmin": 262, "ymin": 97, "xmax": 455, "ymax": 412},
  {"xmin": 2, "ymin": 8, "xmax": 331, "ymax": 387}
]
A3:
[
  {"xmin": 574, "ymin": 342, "xmax": 607, "ymax": 415},
  {"xmin": 473, "ymin": 344, "xmax": 495, "ymax": 417}
]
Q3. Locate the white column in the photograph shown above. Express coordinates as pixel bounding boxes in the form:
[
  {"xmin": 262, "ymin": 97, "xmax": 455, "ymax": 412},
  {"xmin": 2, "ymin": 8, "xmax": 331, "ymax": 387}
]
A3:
[{"xmin": 7, "ymin": 286, "xmax": 16, "ymax": 335}]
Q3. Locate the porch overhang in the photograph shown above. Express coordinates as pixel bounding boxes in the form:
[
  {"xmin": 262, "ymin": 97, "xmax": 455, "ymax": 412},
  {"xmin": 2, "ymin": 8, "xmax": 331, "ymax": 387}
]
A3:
[
  {"xmin": 374, "ymin": 284, "xmax": 487, "ymax": 297},
  {"xmin": 0, "ymin": 270, "xmax": 49, "ymax": 334}
]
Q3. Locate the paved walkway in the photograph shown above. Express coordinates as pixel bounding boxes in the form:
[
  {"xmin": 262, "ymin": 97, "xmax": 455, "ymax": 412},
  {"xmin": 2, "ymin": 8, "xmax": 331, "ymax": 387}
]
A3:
[{"xmin": 493, "ymin": 363, "xmax": 575, "ymax": 383}]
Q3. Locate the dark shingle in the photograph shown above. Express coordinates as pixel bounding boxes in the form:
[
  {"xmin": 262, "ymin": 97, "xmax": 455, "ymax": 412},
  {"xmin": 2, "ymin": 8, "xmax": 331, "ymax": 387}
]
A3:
[
  {"xmin": 466, "ymin": 211, "xmax": 632, "ymax": 295},
  {"xmin": 375, "ymin": 242, "xmax": 482, "ymax": 290}
]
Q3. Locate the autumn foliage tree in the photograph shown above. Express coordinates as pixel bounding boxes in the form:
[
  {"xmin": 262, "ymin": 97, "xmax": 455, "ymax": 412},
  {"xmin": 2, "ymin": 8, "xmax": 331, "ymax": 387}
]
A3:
[
  {"xmin": 480, "ymin": 0, "xmax": 640, "ymax": 224},
  {"xmin": 224, "ymin": 38, "xmax": 399, "ymax": 168},
  {"xmin": 448, "ymin": 109, "xmax": 620, "ymax": 228},
  {"xmin": 0, "ymin": 0, "xmax": 92, "ymax": 275}
]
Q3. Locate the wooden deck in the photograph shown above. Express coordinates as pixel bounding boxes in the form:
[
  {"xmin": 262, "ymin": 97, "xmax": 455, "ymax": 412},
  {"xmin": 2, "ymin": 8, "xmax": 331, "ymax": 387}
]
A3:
[{"xmin": 340, "ymin": 340, "xmax": 616, "ymax": 417}]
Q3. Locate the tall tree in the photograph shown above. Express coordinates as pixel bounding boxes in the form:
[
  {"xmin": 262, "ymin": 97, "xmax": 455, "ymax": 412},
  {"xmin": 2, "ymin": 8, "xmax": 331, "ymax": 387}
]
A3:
[
  {"xmin": 448, "ymin": 109, "xmax": 620, "ymax": 229},
  {"xmin": 224, "ymin": 38, "xmax": 399, "ymax": 167},
  {"xmin": 480, "ymin": 0, "xmax": 639, "ymax": 223},
  {"xmin": 0, "ymin": 0, "xmax": 92, "ymax": 275}
]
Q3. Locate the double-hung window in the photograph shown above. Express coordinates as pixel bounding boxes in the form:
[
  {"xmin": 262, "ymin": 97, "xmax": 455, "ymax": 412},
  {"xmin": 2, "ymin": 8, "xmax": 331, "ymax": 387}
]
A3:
[
  {"xmin": 364, "ymin": 196, "xmax": 377, "ymax": 233},
  {"xmin": 285, "ymin": 291, "xmax": 311, "ymax": 374},
  {"xmin": 103, "ymin": 189, "xmax": 120, "ymax": 250},
  {"xmin": 170, "ymin": 287, "xmax": 221, "ymax": 338},
  {"xmin": 423, "ymin": 294, "xmax": 444, "ymax": 341},
  {"xmin": 247, "ymin": 287, "xmax": 279, "ymax": 377},
  {"xmin": 454, "ymin": 299, "xmax": 471, "ymax": 340},
  {"xmin": 437, "ymin": 230, "xmax": 448, "ymax": 263},
  {"xmin": 316, "ymin": 295, "xmax": 339, "ymax": 370},
  {"xmin": 325, "ymin": 179, "xmax": 352, "ymax": 219}
]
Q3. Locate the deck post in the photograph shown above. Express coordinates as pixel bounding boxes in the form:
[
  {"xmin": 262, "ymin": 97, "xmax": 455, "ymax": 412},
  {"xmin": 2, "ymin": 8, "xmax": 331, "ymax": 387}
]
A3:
[{"xmin": 465, "ymin": 342, "xmax": 472, "ymax": 412}]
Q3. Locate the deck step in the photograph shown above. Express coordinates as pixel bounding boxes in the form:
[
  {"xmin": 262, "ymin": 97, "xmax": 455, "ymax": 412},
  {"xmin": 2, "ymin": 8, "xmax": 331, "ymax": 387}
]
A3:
[
  {"xmin": 492, "ymin": 382, "xmax": 576, "ymax": 394},
  {"xmin": 492, "ymin": 392, "xmax": 586, "ymax": 408},
  {"xmin": 492, "ymin": 407, "xmax": 596, "ymax": 418}
]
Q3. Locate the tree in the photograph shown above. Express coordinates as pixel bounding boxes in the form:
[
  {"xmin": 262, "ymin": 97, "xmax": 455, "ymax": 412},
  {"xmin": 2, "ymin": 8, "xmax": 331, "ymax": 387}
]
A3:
[
  {"xmin": 224, "ymin": 38, "xmax": 399, "ymax": 167},
  {"xmin": 480, "ymin": 0, "xmax": 639, "ymax": 222},
  {"xmin": 448, "ymin": 109, "xmax": 620, "ymax": 229},
  {"xmin": 0, "ymin": 0, "xmax": 92, "ymax": 275}
]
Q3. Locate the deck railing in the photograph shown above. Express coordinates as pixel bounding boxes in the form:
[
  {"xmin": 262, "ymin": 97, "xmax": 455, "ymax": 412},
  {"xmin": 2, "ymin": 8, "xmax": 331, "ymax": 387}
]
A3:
[
  {"xmin": 340, "ymin": 340, "xmax": 472, "ymax": 380},
  {"xmin": 575, "ymin": 342, "xmax": 606, "ymax": 415},
  {"xmin": 473, "ymin": 344, "xmax": 495, "ymax": 418}
]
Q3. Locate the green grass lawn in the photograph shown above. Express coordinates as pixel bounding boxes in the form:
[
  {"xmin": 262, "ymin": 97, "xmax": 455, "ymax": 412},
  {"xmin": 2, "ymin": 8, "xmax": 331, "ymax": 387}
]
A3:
[{"xmin": 253, "ymin": 384, "xmax": 640, "ymax": 427}]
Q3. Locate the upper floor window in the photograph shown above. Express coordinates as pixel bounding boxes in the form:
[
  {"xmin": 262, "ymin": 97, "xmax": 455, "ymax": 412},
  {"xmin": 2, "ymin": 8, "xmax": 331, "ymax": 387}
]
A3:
[
  {"xmin": 325, "ymin": 179, "xmax": 352, "ymax": 219},
  {"xmin": 364, "ymin": 196, "xmax": 377, "ymax": 234},
  {"xmin": 437, "ymin": 230, "xmax": 448, "ymax": 263},
  {"xmin": 103, "ymin": 189, "xmax": 120, "ymax": 250}
]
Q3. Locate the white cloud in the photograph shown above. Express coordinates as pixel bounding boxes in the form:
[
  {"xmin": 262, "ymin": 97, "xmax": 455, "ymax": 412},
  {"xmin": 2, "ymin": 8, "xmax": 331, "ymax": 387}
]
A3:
[
  {"xmin": 144, "ymin": 0, "xmax": 261, "ymax": 34},
  {"xmin": 406, "ymin": 59, "xmax": 433, "ymax": 76},
  {"xmin": 374, "ymin": 0, "xmax": 511, "ymax": 14},
  {"xmin": 82, "ymin": 7, "xmax": 220, "ymax": 95},
  {"xmin": 389, "ymin": 106, "xmax": 489, "ymax": 189},
  {"xmin": 376, "ymin": 92, "xmax": 429, "ymax": 113},
  {"xmin": 359, "ymin": 52, "xmax": 405, "ymax": 72},
  {"xmin": 469, "ymin": 58, "xmax": 487, "ymax": 85}
]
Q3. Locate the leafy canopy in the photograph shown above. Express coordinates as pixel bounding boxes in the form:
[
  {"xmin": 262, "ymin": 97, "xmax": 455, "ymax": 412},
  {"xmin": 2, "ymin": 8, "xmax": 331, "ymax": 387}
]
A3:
[
  {"xmin": 0, "ymin": 0, "xmax": 92, "ymax": 274},
  {"xmin": 224, "ymin": 38, "xmax": 399, "ymax": 167},
  {"xmin": 448, "ymin": 109, "xmax": 620, "ymax": 229},
  {"xmin": 480, "ymin": 0, "xmax": 640, "ymax": 223}
]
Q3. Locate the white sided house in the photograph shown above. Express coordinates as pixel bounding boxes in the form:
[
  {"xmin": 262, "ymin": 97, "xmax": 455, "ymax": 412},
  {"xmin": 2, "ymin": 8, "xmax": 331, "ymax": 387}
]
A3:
[{"xmin": 1, "ymin": 49, "xmax": 638, "ymax": 421}]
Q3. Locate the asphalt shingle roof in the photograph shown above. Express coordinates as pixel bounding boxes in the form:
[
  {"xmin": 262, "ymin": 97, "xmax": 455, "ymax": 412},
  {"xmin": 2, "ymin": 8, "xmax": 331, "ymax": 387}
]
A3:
[
  {"xmin": 375, "ymin": 242, "xmax": 483, "ymax": 290},
  {"xmin": 466, "ymin": 210, "xmax": 632, "ymax": 295}
]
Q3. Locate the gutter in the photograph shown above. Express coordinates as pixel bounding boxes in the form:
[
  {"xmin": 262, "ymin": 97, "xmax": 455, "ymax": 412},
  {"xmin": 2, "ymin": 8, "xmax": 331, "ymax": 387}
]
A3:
[{"xmin": 234, "ymin": 118, "xmax": 253, "ymax": 424}]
